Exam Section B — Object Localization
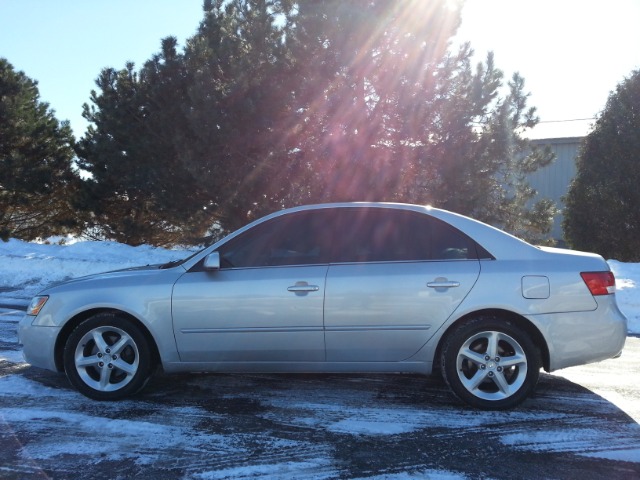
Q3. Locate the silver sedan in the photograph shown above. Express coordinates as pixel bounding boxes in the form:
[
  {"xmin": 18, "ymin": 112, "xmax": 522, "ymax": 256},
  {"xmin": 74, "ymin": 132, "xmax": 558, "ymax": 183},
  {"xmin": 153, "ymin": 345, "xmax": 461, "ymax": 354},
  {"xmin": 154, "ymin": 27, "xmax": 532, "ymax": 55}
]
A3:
[{"xmin": 18, "ymin": 203, "xmax": 627, "ymax": 409}]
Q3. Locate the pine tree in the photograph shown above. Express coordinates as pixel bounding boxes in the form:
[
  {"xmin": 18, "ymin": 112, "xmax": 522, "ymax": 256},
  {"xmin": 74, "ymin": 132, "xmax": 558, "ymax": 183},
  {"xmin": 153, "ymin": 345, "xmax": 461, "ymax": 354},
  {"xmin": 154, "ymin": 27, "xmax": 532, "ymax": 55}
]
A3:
[
  {"xmin": 0, "ymin": 58, "xmax": 82, "ymax": 241},
  {"xmin": 285, "ymin": 1, "xmax": 556, "ymax": 241},
  {"xmin": 78, "ymin": 0, "xmax": 556, "ymax": 245},
  {"xmin": 77, "ymin": 42, "xmax": 211, "ymax": 246},
  {"xmin": 78, "ymin": 1, "xmax": 298, "ymax": 244},
  {"xmin": 563, "ymin": 70, "xmax": 640, "ymax": 260},
  {"xmin": 179, "ymin": 0, "xmax": 299, "ymax": 230}
]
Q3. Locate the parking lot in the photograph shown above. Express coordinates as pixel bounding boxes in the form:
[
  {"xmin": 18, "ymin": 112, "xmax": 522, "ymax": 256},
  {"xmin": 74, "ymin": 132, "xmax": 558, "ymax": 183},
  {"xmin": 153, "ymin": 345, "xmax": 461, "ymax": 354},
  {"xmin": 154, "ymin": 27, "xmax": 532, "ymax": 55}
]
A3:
[{"xmin": 1, "ymin": 304, "xmax": 639, "ymax": 479}]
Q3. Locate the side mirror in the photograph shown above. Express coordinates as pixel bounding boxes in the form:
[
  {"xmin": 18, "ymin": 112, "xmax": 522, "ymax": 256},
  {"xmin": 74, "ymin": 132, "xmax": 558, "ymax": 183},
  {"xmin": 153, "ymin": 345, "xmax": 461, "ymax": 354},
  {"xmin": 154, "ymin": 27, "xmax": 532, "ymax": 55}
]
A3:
[{"xmin": 203, "ymin": 252, "xmax": 221, "ymax": 271}]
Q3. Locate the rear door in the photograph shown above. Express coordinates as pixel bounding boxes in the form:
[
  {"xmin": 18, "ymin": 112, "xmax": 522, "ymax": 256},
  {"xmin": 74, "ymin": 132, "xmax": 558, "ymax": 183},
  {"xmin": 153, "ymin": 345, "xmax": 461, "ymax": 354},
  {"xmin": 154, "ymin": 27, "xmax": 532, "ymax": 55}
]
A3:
[{"xmin": 323, "ymin": 208, "xmax": 481, "ymax": 362}]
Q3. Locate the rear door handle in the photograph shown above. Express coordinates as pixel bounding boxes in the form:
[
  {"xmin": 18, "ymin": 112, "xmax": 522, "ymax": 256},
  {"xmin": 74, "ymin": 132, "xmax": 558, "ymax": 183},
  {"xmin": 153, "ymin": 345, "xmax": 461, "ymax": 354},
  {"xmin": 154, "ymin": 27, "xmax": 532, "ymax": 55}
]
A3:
[
  {"xmin": 427, "ymin": 279, "xmax": 460, "ymax": 289},
  {"xmin": 287, "ymin": 285, "xmax": 320, "ymax": 292},
  {"xmin": 288, "ymin": 282, "xmax": 320, "ymax": 294}
]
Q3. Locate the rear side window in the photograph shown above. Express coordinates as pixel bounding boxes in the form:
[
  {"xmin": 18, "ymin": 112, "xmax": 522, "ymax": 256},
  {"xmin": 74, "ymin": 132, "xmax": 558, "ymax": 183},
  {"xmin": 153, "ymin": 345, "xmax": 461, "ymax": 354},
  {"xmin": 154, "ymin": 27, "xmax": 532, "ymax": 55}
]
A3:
[
  {"xmin": 431, "ymin": 218, "xmax": 479, "ymax": 260},
  {"xmin": 330, "ymin": 208, "xmax": 481, "ymax": 263}
]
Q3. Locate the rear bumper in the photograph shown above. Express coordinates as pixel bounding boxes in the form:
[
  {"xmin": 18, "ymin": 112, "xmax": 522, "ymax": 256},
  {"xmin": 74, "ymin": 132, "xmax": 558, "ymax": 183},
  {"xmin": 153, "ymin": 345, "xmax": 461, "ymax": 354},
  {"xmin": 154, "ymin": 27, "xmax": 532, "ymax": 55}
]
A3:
[{"xmin": 527, "ymin": 295, "xmax": 627, "ymax": 372}]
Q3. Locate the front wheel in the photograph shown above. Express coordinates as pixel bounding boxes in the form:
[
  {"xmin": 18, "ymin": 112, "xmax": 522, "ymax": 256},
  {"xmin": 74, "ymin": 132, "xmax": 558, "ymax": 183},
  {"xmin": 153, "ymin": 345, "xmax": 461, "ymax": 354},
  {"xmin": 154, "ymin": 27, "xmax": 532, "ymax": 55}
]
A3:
[
  {"xmin": 441, "ymin": 316, "xmax": 541, "ymax": 410},
  {"xmin": 63, "ymin": 313, "xmax": 154, "ymax": 400}
]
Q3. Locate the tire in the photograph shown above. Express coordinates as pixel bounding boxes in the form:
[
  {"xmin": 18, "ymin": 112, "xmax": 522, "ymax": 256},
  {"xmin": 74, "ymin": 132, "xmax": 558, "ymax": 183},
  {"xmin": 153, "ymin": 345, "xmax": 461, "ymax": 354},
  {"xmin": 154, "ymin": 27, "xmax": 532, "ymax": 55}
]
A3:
[
  {"xmin": 441, "ymin": 316, "xmax": 541, "ymax": 410},
  {"xmin": 63, "ymin": 313, "xmax": 154, "ymax": 400}
]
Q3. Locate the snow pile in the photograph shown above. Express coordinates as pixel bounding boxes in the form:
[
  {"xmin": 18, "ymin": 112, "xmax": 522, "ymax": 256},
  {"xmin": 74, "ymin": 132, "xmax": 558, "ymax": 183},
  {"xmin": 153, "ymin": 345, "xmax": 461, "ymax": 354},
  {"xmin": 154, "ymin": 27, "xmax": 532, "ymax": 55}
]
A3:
[
  {"xmin": 608, "ymin": 260, "xmax": 640, "ymax": 334},
  {"xmin": 0, "ymin": 238, "xmax": 194, "ymax": 303},
  {"xmin": 0, "ymin": 238, "xmax": 638, "ymax": 334}
]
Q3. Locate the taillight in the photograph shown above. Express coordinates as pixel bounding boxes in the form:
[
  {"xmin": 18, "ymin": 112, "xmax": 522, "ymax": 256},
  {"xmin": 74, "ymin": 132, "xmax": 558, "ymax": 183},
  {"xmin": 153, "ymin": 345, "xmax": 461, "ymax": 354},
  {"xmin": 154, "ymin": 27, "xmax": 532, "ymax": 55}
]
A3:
[{"xmin": 580, "ymin": 272, "xmax": 616, "ymax": 296}]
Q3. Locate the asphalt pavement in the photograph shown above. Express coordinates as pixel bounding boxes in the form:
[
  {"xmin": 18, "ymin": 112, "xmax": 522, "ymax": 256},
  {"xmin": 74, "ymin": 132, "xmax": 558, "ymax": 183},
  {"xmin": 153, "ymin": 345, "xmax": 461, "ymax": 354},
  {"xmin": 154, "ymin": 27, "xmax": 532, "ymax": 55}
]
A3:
[{"xmin": 1, "ymin": 305, "xmax": 639, "ymax": 479}]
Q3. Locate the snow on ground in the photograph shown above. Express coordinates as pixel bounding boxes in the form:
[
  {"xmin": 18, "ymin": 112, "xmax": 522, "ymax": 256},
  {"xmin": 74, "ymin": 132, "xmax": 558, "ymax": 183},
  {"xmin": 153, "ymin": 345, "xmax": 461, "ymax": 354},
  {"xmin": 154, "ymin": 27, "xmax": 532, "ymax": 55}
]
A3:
[
  {"xmin": 0, "ymin": 238, "xmax": 638, "ymax": 334},
  {"xmin": 0, "ymin": 238, "xmax": 639, "ymax": 478}
]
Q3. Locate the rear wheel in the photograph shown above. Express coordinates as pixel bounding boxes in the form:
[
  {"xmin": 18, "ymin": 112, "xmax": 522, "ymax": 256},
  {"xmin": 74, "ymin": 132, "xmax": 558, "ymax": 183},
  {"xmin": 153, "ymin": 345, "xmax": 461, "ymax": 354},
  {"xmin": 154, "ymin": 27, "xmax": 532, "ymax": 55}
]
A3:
[
  {"xmin": 441, "ymin": 316, "xmax": 541, "ymax": 409},
  {"xmin": 63, "ymin": 313, "xmax": 154, "ymax": 400}
]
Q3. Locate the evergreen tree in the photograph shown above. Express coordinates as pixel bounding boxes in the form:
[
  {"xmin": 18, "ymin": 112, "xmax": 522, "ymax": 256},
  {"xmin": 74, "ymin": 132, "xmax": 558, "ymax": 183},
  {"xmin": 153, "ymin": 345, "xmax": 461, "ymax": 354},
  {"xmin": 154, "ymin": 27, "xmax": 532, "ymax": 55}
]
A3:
[
  {"xmin": 286, "ymin": 1, "xmax": 556, "ymax": 241},
  {"xmin": 77, "ymin": 42, "xmax": 211, "ymax": 246},
  {"xmin": 0, "ymin": 58, "xmax": 82, "ymax": 241},
  {"xmin": 180, "ymin": 0, "xmax": 299, "ymax": 230},
  {"xmin": 78, "ymin": 1, "xmax": 297, "ymax": 243},
  {"xmin": 79, "ymin": 0, "xmax": 555, "ymax": 245},
  {"xmin": 563, "ymin": 70, "xmax": 640, "ymax": 261}
]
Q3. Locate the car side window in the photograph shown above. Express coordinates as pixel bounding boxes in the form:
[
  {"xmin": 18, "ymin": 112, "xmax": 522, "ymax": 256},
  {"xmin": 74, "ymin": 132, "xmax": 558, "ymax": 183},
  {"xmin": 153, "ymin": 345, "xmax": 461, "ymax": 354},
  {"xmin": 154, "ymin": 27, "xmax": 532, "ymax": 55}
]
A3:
[
  {"xmin": 217, "ymin": 211, "xmax": 334, "ymax": 268},
  {"xmin": 430, "ymin": 218, "xmax": 478, "ymax": 260},
  {"xmin": 217, "ymin": 207, "xmax": 486, "ymax": 268},
  {"xmin": 332, "ymin": 208, "xmax": 479, "ymax": 263}
]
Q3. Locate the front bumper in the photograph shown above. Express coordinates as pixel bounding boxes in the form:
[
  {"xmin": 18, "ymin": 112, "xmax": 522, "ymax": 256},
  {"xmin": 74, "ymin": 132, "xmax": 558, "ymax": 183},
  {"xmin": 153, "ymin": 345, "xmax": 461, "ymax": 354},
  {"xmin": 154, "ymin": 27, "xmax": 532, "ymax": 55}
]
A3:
[{"xmin": 18, "ymin": 315, "xmax": 60, "ymax": 372}]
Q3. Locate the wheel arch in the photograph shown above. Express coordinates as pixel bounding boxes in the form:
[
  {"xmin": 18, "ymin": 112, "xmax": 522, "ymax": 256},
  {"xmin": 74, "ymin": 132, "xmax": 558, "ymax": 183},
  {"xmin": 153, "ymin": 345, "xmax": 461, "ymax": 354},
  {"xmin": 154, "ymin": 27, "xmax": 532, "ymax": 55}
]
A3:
[
  {"xmin": 54, "ymin": 308, "xmax": 161, "ymax": 373},
  {"xmin": 434, "ymin": 309, "xmax": 550, "ymax": 373}
]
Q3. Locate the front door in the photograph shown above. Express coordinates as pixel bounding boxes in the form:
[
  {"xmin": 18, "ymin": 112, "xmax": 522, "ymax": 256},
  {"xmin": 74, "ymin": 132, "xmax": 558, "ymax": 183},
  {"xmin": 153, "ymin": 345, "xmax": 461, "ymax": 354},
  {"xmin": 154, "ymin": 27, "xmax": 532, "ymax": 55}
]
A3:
[
  {"xmin": 171, "ymin": 209, "xmax": 336, "ymax": 363},
  {"xmin": 172, "ymin": 265, "xmax": 328, "ymax": 362}
]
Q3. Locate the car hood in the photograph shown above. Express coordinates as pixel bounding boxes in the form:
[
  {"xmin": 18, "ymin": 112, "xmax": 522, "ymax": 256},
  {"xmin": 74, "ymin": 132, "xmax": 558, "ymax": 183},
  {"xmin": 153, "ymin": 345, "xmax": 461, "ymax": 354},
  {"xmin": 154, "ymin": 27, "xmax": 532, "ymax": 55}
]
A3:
[{"xmin": 40, "ymin": 264, "xmax": 186, "ymax": 293}]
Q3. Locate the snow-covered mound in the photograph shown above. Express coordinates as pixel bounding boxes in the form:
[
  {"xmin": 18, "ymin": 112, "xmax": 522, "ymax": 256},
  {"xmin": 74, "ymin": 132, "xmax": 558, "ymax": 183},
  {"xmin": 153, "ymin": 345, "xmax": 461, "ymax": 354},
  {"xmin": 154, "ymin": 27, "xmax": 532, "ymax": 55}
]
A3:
[
  {"xmin": 0, "ymin": 238, "xmax": 194, "ymax": 304},
  {"xmin": 608, "ymin": 260, "xmax": 640, "ymax": 334}
]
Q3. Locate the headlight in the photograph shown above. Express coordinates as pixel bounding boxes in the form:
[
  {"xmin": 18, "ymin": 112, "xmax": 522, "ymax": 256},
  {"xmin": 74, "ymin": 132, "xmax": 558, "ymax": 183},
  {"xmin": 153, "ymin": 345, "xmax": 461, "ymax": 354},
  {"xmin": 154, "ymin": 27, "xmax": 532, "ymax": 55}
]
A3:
[{"xmin": 27, "ymin": 296, "xmax": 49, "ymax": 316}]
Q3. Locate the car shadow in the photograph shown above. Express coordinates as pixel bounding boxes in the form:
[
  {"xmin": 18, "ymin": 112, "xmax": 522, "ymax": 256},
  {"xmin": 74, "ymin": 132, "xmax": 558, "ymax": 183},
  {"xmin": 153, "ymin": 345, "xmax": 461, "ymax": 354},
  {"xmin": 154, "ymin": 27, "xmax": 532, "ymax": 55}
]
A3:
[{"xmin": 13, "ymin": 365, "xmax": 639, "ymax": 423}]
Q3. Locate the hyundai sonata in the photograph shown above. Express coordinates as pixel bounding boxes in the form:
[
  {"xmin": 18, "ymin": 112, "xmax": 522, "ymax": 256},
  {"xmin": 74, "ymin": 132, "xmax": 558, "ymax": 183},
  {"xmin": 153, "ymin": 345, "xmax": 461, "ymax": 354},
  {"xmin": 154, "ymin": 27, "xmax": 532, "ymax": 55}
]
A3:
[{"xmin": 19, "ymin": 203, "xmax": 627, "ymax": 409}]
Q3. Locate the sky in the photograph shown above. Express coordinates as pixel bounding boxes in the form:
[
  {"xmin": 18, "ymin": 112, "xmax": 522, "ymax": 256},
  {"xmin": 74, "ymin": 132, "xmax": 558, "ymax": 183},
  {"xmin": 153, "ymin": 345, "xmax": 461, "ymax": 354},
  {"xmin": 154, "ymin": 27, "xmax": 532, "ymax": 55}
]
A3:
[
  {"xmin": 453, "ymin": 0, "xmax": 640, "ymax": 138},
  {"xmin": 1, "ymin": 0, "xmax": 639, "ymax": 140}
]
